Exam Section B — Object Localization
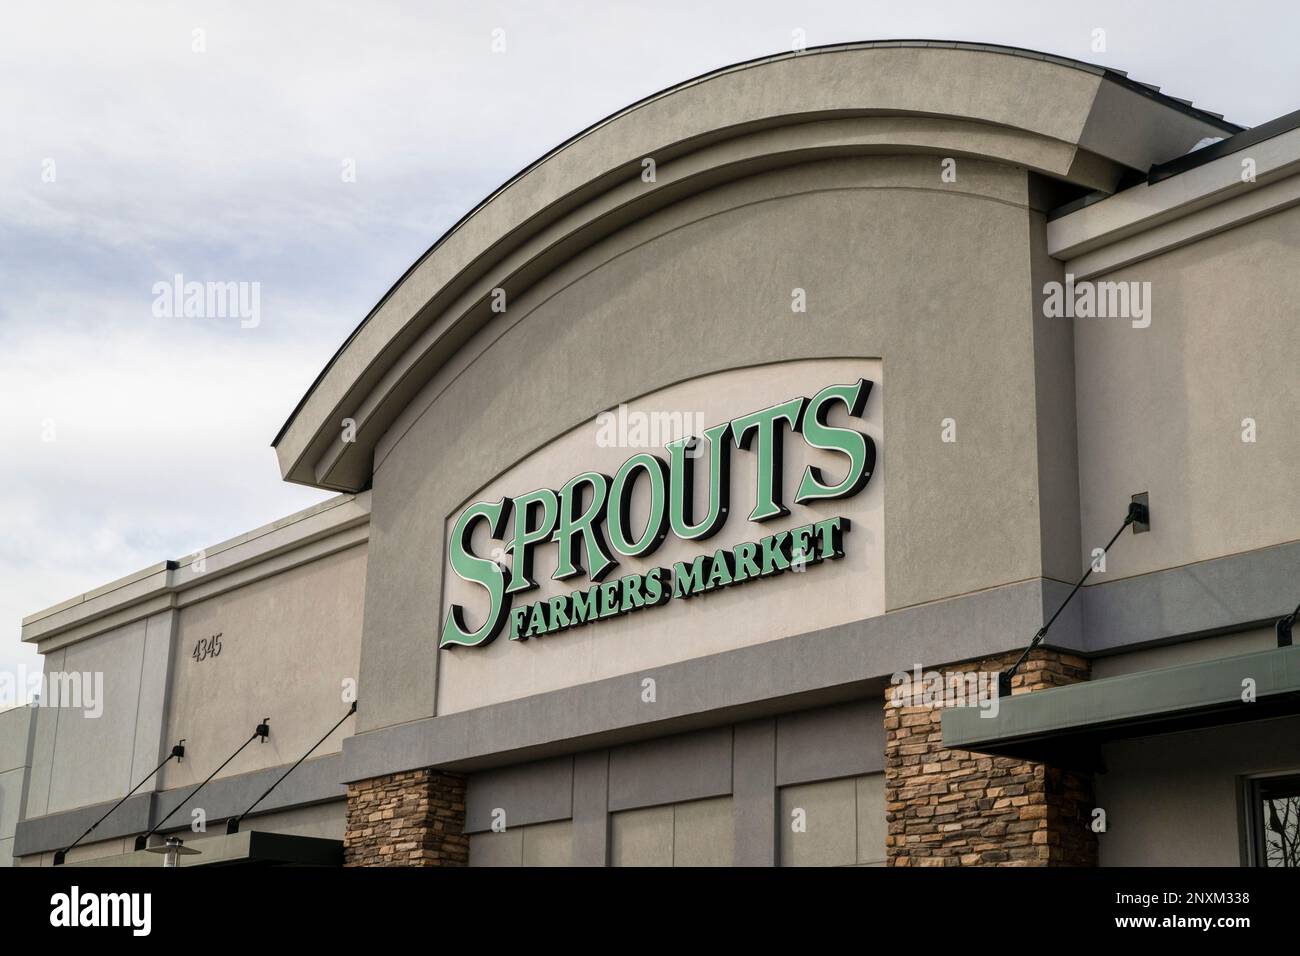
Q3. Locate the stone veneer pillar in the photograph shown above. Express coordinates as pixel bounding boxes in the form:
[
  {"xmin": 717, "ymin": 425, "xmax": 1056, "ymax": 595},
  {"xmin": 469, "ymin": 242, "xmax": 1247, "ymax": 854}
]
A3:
[
  {"xmin": 884, "ymin": 648, "xmax": 1097, "ymax": 867},
  {"xmin": 344, "ymin": 768, "xmax": 469, "ymax": 867}
]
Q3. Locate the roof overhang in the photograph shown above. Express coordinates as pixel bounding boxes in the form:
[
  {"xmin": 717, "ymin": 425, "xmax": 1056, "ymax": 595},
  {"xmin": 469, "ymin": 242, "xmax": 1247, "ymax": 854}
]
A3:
[
  {"xmin": 944, "ymin": 645, "xmax": 1300, "ymax": 772},
  {"xmin": 273, "ymin": 40, "xmax": 1241, "ymax": 493},
  {"xmin": 1048, "ymin": 119, "xmax": 1300, "ymax": 278},
  {"xmin": 21, "ymin": 492, "xmax": 370, "ymax": 653}
]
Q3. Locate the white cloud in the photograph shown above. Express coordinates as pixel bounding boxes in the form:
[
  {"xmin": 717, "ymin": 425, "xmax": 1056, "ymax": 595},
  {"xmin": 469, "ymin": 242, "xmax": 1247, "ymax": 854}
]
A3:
[{"xmin": 0, "ymin": 322, "xmax": 331, "ymax": 683}]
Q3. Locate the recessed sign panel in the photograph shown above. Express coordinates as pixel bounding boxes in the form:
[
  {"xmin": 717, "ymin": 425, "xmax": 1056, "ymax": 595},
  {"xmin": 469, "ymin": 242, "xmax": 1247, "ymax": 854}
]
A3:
[{"xmin": 437, "ymin": 358, "xmax": 884, "ymax": 714}]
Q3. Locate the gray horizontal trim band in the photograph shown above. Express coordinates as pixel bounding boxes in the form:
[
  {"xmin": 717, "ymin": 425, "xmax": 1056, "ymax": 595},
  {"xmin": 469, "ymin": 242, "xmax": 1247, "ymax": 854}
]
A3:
[
  {"xmin": 944, "ymin": 644, "xmax": 1300, "ymax": 750},
  {"xmin": 344, "ymin": 577, "xmax": 1066, "ymax": 780},
  {"xmin": 465, "ymin": 756, "xmax": 574, "ymax": 833},
  {"xmin": 13, "ymin": 753, "xmax": 345, "ymax": 857},
  {"xmin": 344, "ymin": 546, "xmax": 1295, "ymax": 781},
  {"xmin": 148, "ymin": 753, "xmax": 346, "ymax": 835},
  {"xmin": 341, "ymin": 545, "xmax": 1294, "ymax": 782},
  {"xmin": 775, "ymin": 700, "xmax": 886, "ymax": 786},
  {"xmin": 12, "ymin": 793, "xmax": 153, "ymax": 858},
  {"xmin": 1081, "ymin": 539, "xmax": 1300, "ymax": 653},
  {"xmin": 607, "ymin": 727, "xmax": 733, "ymax": 812}
]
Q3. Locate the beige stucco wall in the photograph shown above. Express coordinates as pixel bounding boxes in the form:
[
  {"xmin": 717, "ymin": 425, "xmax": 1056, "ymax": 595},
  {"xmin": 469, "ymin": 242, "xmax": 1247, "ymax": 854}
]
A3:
[
  {"xmin": 0, "ymin": 706, "xmax": 34, "ymax": 866},
  {"xmin": 26, "ymin": 617, "xmax": 162, "ymax": 816},
  {"xmin": 360, "ymin": 154, "xmax": 1067, "ymax": 731},
  {"xmin": 1098, "ymin": 715, "xmax": 1300, "ymax": 866},
  {"xmin": 1074, "ymin": 205, "xmax": 1300, "ymax": 579},
  {"xmin": 160, "ymin": 544, "xmax": 366, "ymax": 789}
]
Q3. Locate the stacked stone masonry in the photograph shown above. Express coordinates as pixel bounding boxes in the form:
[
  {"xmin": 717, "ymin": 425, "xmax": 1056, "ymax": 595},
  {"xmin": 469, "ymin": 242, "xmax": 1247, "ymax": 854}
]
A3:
[
  {"xmin": 884, "ymin": 648, "xmax": 1097, "ymax": 867},
  {"xmin": 344, "ymin": 768, "xmax": 468, "ymax": 867}
]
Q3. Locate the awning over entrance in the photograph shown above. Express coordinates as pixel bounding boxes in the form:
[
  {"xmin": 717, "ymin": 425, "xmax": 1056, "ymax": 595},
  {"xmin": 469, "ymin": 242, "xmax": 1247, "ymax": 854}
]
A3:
[
  {"xmin": 63, "ymin": 831, "xmax": 343, "ymax": 867},
  {"xmin": 944, "ymin": 645, "xmax": 1300, "ymax": 771}
]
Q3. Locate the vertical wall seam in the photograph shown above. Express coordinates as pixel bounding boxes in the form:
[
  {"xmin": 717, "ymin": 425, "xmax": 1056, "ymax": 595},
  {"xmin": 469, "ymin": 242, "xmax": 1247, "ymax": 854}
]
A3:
[{"xmin": 127, "ymin": 617, "xmax": 149, "ymax": 786}]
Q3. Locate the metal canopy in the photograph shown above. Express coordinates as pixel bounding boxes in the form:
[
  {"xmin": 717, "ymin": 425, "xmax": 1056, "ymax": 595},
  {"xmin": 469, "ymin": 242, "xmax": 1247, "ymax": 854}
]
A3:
[
  {"xmin": 63, "ymin": 830, "xmax": 343, "ymax": 868},
  {"xmin": 943, "ymin": 645, "xmax": 1300, "ymax": 771}
]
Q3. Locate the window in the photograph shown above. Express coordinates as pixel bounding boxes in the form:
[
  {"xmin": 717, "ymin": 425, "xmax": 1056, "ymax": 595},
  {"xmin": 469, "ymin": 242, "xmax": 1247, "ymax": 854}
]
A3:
[{"xmin": 1248, "ymin": 773, "xmax": 1300, "ymax": 867}]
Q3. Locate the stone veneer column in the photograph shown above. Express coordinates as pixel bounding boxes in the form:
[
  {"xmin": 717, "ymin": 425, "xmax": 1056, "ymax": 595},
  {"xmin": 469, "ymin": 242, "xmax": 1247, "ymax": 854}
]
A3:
[
  {"xmin": 344, "ymin": 768, "xmax": 468, "ymax": 867},
  {"xmin": 884, "ymin": 649, "xmax": 1097, "ymax": 867}
]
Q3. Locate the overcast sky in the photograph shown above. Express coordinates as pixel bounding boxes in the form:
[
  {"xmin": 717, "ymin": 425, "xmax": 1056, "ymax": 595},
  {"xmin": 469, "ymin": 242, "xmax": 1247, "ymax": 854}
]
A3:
[{"xmin": 2, "ymin": 0, "xmax": 1297, "ymax": 689}]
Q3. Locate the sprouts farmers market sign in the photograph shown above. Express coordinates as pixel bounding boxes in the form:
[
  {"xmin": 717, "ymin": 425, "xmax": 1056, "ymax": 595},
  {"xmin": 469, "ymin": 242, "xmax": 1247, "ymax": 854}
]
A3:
[{"xmin": 440, "ymin": 379, "xmax": 877, "ymax": 649}]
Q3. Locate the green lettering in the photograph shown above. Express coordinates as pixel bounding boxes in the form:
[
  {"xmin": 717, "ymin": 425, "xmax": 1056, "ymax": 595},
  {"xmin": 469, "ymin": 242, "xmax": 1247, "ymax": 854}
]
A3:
[
  {"xmin": 548, "ymin": 594, "xmax": 572, "ymax": 630},
  {"xmin": 525, "ymin": 602, "xmax": 549, "ymax": 638},
  {"xmin": 705, "ymin": 549, "xmax": 735, "ymax": 589},
  {"xmin": 552, "ymin": 472, "xmax": 616, "ymax": 582},
  {"xmin": 643, "ymin": 567, "xmax": 670, "ymax": 606},
  {"xmin": 789, "ymin": 524, "xmax": 817, "ymax": 567},
  {"xmin": 440, "ymin": 498, "xmax": 513, "ymax": 648},
  {"xmin": 509, "ymin": 605, "xmax": 529, "ymax": 641},
  {"xmin": 608, "ymin": 453, "xmax": 669, "ymax": 557},
  {"xmin": 758, "ymin": 531, "xmax": 792, "ymax": 575},
  {"xmin": 795, "ymin": 380, "xmax": 875, "ymax": 503},
  {"xmin": 673, "ymin": 555, "xmax": 710, "ymax": 598},
  {"xmin": 620, "ymin": 573, "xmax": 646, "ymax": 612},
  {"xmin": 506, "ymin": 488, "xmax": 559, "ymax": 594},
  {"xmin": 599, "ymin": 579, "xmax": 621, "ymax": 618},
  {"xmin": 667, "ymin": 422, "xmax": 732, "ymax": 540},
  {"xmin": 571, "ymin": 586, "xmax": 600, "ymax": 625},
  {"xmin": 731, "ymin": 397, "xmax": 806, "ymax": 522},
  {"xmin": 812, "ymin": 516, "xmax": 850, "ymax": 559},
  {"xmin": 732, "ymin": 541, "xmax": 760, "ymax": 583}
]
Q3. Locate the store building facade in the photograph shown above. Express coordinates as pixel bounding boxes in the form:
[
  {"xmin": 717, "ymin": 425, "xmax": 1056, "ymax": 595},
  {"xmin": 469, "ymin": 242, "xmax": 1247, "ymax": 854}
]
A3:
[{"xmin": 4, "ymin": 41, "xmax": 1299, "ymax": 867}]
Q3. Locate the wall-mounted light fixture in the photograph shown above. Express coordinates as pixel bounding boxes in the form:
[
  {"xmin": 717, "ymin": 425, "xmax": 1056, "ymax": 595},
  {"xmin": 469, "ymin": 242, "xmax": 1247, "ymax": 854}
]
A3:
[{"xmin": 998, "ymin": 498, "xmax": 1150, "ymax": 697}]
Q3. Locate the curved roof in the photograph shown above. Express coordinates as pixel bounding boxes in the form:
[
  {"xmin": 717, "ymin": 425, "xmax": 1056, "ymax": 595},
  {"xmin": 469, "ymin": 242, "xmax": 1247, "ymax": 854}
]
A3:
[{"xmin": 273, "ymin": 40, "xmax": 1241, "ymax": 492}]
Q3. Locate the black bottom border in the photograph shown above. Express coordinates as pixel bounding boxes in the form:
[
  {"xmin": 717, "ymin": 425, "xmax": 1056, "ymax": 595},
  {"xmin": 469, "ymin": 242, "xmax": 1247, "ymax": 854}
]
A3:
[{"xmin": 4, "ymin": 865, "xmax": 1289, "ymax": 940}]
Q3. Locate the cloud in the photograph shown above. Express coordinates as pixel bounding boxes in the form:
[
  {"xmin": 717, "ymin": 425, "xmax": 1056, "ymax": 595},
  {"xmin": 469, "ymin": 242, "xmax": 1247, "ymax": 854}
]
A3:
[{"xmin": 0, "ymin": 321, "xmax": 332, "ymax": 683}]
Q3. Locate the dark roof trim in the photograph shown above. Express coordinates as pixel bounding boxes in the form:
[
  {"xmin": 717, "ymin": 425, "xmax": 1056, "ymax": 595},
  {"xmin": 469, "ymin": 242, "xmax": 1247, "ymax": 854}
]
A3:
[
  {"xmin": 1048, "ymin": 106, "xmax": 1300, "ymax": 219},
  {"xmin": 273, "ymin": 39, "xmax": 1242, "ymax": 446},
  {"xmin": 1148, "ymin": 107, "xmax": 1300, "ymax": 184}
]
